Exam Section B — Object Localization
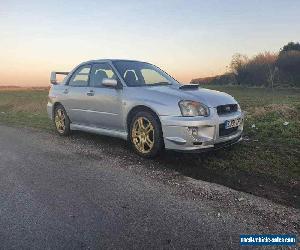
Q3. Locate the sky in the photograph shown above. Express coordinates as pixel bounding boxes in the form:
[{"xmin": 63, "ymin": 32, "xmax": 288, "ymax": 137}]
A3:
[{"xmin": 0, "ymin": 0, "xmax": 299, "ymax": 86}]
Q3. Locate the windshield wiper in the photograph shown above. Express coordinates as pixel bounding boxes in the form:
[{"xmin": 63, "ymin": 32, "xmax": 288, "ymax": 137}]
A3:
[
  {"xmin": 128, "ymin": 82, "xmax": 172, "ymax": 87},
  {"xmin": 151, "ymin": 82, "xmax": 172, "ymax": 86}
]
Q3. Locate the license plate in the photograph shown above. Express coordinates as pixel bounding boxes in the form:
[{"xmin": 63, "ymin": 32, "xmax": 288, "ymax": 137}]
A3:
[{"xmin": 225, "ymin": 117, "xmax": 242, "ymax": 129}]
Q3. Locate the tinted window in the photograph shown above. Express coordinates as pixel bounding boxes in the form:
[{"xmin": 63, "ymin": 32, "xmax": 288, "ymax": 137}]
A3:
[
  {"xmin": 69, "ymin": 65, "xmax": 91, "ymax": 87},
  {"xmin": 90, "ymin": 63, "xmax": 117, "ymax": 87},
  {"xmin": 113, "ymin": 61, "xmax": 178, "ymax": 87}
]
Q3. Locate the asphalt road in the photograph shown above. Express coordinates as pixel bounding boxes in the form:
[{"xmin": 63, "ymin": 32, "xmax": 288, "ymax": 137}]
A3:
[{"xmin": 0, "ymin": 125, "xmax": 298, "ymax": 249}]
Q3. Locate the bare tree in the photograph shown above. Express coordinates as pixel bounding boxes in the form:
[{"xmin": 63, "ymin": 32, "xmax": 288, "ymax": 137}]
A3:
[{"xmin": 230, "ymin": 54, "xmax": 249, "ymax": 85}]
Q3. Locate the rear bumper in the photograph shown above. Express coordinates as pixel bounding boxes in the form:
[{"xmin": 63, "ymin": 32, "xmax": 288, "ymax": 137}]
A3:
[
  {"xmin": 160, "ymin": 108, "xmax": 244, "ymax": 151},
  {"xmin": 47, "ymin": 102, "xmax": 53, "ymax": 120}
]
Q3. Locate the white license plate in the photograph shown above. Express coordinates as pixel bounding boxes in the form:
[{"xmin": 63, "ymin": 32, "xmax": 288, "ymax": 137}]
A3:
[{"xmin": 225, "ymin": 117, "xmax": 242, "ymax": 129}]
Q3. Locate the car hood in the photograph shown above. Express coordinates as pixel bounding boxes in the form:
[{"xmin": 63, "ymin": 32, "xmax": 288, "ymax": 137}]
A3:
[{"xmin": 144, "ymin": 85, "xmax": 237, "ymax": 107}]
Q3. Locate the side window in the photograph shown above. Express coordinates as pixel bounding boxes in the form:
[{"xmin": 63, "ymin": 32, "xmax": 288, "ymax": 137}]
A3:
[
  {"xmin": 141, "ymin": 68, "xmax": 168, "ymax": 85},
  {"xmin": 69, "ymin": 65, "xmax": 91, "ymax": 87},
  {"xmin": 90, "ymin": 63, "xmax": 117, "ymax": 87},
  {"xmin": 124, "ymin": 70, "xmax": 139, "ymax": 85}
]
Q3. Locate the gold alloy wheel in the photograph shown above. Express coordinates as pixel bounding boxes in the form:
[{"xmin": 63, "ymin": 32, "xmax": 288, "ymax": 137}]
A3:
[
  {"xmin": 55, "ymin": 109, "xmax": 66, "ymax": 133},
  {"xmin": 132, "ymin": 117, "xmax": 155, "ymax": 154}
]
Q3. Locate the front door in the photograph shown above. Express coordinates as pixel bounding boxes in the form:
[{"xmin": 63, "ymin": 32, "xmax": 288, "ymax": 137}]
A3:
[{"xmin": 84, "ymin": 63, "xmax": 124, "ymax": 131}]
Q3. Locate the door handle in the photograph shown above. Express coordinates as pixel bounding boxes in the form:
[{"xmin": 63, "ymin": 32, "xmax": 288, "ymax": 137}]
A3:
[
  {"xmin": 63, "ymin": 89, "xmax": 69, "ymax": 94},
  {"xmin": 87, "ymin": 90, "xmax": 95, "ymax": 96}
]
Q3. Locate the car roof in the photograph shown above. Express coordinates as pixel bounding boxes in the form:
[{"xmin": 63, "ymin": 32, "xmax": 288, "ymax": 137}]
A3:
[{"xmin": 80, "ymin": 59, "xmax": 147, "ymax": 65}]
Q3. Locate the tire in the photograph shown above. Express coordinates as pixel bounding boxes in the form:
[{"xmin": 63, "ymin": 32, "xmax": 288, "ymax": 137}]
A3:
[
  {"xmin": 129, "ymin": 111, "xmax": 164, "ymax": 158},
  {"xmin": 53, "ymin": 104, "xmax": 71, "ymax": 136}
]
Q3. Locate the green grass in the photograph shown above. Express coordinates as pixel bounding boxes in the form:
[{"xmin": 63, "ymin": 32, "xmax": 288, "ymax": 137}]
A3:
[
  {"xmin": 0, "ymin": 86, "xmax": 299, "ymax": 186},
  {"xmin": 203, "ymin": 85, "xmax": 300, "ymax": 184},
  {"xmin": 0, "ymin": 88, "xmax": 52, "ymax": 130}
]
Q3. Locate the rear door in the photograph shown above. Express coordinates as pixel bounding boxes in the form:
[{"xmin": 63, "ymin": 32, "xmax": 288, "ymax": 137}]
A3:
[
  {"xmin": 61, "ymin": 64, "xmax": 91, "ymax": 125},
  {"xmin": 84, "ymin": 63, "xmax": 124, "ymax": 131}
]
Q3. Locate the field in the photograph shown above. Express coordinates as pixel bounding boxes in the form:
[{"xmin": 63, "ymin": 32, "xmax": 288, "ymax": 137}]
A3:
[{"xmin": 0, "ymin": 85, "xmax": 299, "ymax": 207}]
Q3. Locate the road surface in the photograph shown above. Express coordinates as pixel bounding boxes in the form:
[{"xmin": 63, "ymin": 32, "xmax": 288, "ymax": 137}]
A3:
[{"xmin": 0, "ymin": 125, "xmax": 298, "ymax": 249}]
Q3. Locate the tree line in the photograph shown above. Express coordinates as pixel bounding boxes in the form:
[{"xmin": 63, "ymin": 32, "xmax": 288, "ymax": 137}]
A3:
[{"xmin": 191, "ymin": 42, "xmax": 300, "ymax": 87}]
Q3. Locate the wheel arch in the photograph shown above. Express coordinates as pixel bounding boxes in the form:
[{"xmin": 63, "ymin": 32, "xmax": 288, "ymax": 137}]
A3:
[{"xmin": 126, "ymin": 105, "xmax": 162, "ymax": 133}]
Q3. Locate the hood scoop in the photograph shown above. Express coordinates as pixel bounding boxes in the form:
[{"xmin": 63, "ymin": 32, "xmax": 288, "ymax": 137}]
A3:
[{"xmin": 179, "ymin": 84, "xmax": 199, "ymax": 90}]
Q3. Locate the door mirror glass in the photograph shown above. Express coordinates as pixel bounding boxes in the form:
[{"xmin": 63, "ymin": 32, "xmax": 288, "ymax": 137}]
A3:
[{"xmin": 102, "ymin": 78, "xmax": 118, "ymax": 87}]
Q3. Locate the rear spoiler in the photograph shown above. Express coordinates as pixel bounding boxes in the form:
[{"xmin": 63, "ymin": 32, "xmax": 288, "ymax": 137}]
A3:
[{"xmin": 50, "ymin": 71, "xmax": 69, "ymax": 85}]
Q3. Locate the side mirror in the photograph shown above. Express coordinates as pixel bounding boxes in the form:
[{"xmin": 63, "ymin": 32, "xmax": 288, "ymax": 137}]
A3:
[{"xmin": 102, "ymin": 78, "xmax": 118, "ymax": 88}]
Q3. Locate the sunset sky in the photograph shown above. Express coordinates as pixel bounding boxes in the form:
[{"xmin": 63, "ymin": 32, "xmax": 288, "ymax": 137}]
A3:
[{"xmin": 0, "ymin": 0, "xmax": 299, "ymax": 86}]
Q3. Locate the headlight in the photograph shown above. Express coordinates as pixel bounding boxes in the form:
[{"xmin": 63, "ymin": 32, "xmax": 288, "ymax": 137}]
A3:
[{"xmin": 178, "ymin": 100, "xmax": 210, "ymax": 117}]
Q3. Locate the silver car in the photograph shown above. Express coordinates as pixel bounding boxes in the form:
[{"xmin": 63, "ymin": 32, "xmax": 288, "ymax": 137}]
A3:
[{"xmin": 48, "ymin": 59, "xmax": 244, "ymax": 157}]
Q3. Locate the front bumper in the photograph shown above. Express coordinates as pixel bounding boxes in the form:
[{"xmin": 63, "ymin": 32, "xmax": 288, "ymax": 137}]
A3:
[{"xmin": 160, "ymin": 108, "xmax": 244, "ymax": 151}]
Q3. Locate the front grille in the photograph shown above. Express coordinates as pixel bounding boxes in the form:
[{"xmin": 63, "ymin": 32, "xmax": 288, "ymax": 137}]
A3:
[
  {"xmin": 219, "ymin": 123, "xmax": 238, "ymax": 137},
  {"xmin": 217, "ymin": 104, "xmax": 238, "ymax": 115}
]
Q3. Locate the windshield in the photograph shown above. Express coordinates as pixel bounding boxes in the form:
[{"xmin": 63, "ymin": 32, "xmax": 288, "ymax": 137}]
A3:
[{"xmin": 112, "ymin": 60, "xmax": 179, "ymax": 87}]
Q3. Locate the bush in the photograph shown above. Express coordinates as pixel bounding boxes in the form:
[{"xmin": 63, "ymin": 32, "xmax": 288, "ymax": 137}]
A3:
[
  {"xmin": 276, "ymin": 50, "xmax": 300, "ymax": 87},
  {"xmin": 220, "ymin": 52, "xmax": 278, "ymax": 87}
]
